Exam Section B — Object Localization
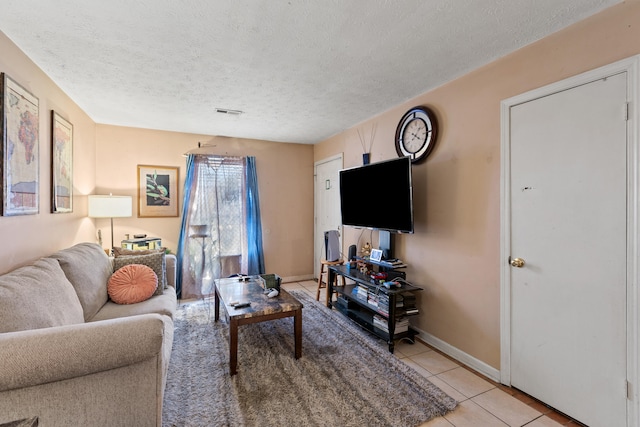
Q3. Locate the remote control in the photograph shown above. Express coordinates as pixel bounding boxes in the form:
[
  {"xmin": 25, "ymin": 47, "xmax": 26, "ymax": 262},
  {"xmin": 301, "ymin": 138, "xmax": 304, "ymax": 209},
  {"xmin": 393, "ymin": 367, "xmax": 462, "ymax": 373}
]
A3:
[{"xmin": 234, "ymin": 302, "xmax": 251, "ymax": 309}]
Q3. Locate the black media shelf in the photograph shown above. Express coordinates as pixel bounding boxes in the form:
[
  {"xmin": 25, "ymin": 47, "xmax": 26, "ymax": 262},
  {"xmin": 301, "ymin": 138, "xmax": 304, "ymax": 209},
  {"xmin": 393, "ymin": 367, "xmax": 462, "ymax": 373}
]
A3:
[{"xmin": 328, "ymin": 264, "xmax": 422, "ymax": 353}]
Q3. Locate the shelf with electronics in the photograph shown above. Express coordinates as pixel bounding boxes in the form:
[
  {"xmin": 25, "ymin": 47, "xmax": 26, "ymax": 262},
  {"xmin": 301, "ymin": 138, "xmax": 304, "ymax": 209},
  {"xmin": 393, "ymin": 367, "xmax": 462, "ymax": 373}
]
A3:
[{"xmin": 327, "ymin": 254, "xmax": 422, "ymax": 353}]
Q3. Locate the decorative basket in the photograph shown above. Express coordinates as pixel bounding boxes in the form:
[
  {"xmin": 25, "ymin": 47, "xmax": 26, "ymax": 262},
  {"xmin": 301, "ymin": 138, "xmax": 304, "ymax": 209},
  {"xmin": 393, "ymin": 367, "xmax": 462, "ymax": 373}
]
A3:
[{"xmin": 259, "ymin": 273, "xmax": 281, "ymax": 290}]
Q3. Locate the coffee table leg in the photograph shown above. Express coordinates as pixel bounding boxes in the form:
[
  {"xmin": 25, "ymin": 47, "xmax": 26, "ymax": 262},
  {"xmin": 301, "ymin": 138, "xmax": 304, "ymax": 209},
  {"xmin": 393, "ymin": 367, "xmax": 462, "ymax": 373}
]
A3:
[
  {"xmin": 229, "ymin": 318, "xmax": 238, "ymax": 375},
  {"xmin": 214, "ymin": 289, "xmax": 220, "ymax": 321},
  {"xmin": 294, "ymin": 308, "xmax": 302, "ymax": 359}
]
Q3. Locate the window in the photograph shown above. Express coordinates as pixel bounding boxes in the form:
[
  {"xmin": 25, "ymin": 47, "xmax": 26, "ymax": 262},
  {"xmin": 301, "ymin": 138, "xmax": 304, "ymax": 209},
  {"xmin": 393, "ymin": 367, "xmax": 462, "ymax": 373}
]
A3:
[{"xmin": 182, "ymin": 156, "xmax": 245, "ymax": 298}]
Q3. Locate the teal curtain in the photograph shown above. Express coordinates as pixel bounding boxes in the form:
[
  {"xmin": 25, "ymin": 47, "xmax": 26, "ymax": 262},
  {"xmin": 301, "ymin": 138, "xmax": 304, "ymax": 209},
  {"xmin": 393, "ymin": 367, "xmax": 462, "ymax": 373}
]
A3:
[
  {"xmin": 245, "ymin": 156, "xmax": 265, "ymax": 275},
  {"xmin": 175, "ymin": 154, "xmax": 196, "ymax": 298}
]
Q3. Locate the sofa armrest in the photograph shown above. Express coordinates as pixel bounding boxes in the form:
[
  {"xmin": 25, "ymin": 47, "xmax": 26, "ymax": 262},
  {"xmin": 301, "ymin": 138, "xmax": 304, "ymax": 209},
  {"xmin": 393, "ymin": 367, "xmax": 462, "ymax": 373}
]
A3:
[
  {"xmin": 166, "ymin": 253, "xmax": 176, "ymax": 288},
  {"xmin": 0, "ymin": 314, "xmax": 164, "ymax": 392}
]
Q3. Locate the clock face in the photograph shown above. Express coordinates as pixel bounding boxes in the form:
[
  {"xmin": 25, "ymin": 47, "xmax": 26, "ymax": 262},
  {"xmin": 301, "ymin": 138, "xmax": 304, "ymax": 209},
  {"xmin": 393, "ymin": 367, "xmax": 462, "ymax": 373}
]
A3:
[
  {"xmin": 401, "ymin": 119, "xmax": 428, "ymax": 153},
  {"xmin": 395, "ymin": 106, "xmax": 438, "ymax": 163}
]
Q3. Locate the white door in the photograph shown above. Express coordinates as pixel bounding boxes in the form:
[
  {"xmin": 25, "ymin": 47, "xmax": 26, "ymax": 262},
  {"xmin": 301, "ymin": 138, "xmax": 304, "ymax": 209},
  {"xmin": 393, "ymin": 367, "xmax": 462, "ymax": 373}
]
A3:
[
  {"xmin": 509, "ymin": 73, "xmax": 628, "ymax": 426},
  {"xmin": 314, "ymin": 155, "xmax": 343, "ymax": 279}
]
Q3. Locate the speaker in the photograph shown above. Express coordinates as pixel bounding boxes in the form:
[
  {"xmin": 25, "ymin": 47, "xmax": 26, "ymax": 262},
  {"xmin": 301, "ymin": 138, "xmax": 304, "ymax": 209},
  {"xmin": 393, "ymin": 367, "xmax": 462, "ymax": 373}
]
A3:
[
  {"xmin": 348, "ymin": 244, "xmax": 357, "ymax": 261},
  {"xmin": 379, "ymin": 230, "xmax": 394, "ymax": 260},
  {"xmin": 324, "ymin": 230, "xmax": 340, "ymax": 262}
]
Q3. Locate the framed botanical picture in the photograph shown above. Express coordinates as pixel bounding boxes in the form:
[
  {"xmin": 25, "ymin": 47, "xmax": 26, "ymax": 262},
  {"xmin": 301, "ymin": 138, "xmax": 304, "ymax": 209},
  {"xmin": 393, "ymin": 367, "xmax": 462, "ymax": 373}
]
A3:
[
  {"xmin": 0, "ymin": 73, "xmax": 39, "ymax": 216},
  {"xmin": 51, "ymin": 111, "xmax": 73, "ymax": 213},
  {"xmin": 137, "ymin": 164, "xmax": 179, "ymax": 217}
]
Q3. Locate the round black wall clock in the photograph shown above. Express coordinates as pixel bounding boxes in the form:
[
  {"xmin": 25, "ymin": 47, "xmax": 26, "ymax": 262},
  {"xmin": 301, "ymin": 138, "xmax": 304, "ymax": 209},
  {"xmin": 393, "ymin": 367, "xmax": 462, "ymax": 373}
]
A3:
[{"xmin": 395, "ymin": 106, "xmax": 438, "ymax": 163}]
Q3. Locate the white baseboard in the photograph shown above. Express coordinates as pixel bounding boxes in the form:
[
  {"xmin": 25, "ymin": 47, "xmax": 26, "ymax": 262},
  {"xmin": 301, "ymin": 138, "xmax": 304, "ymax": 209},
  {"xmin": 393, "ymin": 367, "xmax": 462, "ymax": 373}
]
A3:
[
  {"xmin": 412, "ymin": 326, "xmax": 501, "ymax": 383},
  {"xmin": 281, "ymin": 274, "xmax": 314, "ymax": 283}
]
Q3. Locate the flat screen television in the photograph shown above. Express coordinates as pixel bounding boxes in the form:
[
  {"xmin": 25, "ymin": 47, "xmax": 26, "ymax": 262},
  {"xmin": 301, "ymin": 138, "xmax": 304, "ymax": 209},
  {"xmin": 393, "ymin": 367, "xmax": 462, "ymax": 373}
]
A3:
[{"xmin": 339, "ymin": 156, "xmax": 414, "ymax": 234}]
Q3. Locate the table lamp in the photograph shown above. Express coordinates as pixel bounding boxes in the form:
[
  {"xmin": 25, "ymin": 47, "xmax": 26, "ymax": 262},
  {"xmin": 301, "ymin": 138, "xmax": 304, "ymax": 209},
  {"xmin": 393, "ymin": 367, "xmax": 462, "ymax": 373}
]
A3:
[{"xmin": 88, "ymin": 194, "xmax": 133, "ymax": 253}]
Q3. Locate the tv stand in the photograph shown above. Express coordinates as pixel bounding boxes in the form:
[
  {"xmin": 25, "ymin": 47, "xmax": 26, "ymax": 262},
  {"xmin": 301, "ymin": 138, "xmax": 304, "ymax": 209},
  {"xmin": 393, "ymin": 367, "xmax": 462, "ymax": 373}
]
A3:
[{"xmin": 327, "ymin": 264, "xmax": 422, "ymax": 353}]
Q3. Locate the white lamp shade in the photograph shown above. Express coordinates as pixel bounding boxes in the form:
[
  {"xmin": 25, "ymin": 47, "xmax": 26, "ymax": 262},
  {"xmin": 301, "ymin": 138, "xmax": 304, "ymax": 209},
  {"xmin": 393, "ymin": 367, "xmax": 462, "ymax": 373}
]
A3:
[{"xmin": 88, "ymin": 195, "xmax": 132, "ymax": 218}]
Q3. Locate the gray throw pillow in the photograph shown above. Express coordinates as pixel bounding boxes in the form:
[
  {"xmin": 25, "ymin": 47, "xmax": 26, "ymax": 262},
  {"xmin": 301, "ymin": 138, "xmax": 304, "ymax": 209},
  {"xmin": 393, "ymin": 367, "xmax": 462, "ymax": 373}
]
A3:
[
  {"xmin": 50, "ymin": 242, "xmax": 112, "ymax": 321},
  {"xmin": 113, "ymin": 252, "xmax": 166, "ymax": 296},
  {"xmin": 0, "ymin": 258, "xmax": 84, "ymax": 333}
]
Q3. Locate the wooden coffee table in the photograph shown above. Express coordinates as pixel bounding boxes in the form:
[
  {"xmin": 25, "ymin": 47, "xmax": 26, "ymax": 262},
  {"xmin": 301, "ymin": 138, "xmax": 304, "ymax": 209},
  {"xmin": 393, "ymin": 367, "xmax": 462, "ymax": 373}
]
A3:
[{"xmin": 214, "ymin": 276, "xmax": 303, "ymax": 375}]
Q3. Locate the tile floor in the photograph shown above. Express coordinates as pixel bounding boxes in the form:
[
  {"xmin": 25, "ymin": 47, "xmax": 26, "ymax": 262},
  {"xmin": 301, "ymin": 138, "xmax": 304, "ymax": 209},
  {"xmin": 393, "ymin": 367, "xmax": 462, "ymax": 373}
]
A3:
[{"xmin": 282, "ymin": 280, "xmax": 583, "ymax": 427}]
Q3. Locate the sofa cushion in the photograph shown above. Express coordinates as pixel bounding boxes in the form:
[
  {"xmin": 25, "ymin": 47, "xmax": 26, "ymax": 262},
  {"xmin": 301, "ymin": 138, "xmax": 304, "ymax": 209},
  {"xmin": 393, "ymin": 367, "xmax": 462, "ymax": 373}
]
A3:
[
  {"xmin": 50, "ymin": 243, "xmax": 113, "ymax": 321},
  {"xmin": 113, "ymin": 252, "xmax": 166, "ymax": 295},
  {"xmin": 0, "ymin": 258, "xmax": 84, "ymax": 333},
  {"xmin": 91, "ymin": 285, "xmax": 177, "ymax": 322},
  {"xmin": 108, "ymin": 264, "xmax": 158, "ymax": 304}
]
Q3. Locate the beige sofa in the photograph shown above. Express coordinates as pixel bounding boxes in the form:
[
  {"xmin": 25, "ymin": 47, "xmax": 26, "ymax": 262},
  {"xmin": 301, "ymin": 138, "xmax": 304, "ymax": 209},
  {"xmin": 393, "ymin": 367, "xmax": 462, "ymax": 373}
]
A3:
[{"xmin": 0, "ymin": 243, "xmax": 177, "ymax": 427}]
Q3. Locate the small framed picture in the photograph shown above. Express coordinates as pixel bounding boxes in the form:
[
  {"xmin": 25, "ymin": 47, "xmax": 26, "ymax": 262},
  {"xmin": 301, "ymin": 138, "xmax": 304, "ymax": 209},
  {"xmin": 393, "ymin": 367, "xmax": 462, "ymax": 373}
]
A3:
[
  {"xmin": 51, "ymin": 111, "xmax": 73, "ymax": 213},
  {"xmin": 370, "ymin": 248, "xmax": 383, "ymax": 262},
  {"xmin": 137, "ymin": 164, "xmax": 179, "ymax": 217}
]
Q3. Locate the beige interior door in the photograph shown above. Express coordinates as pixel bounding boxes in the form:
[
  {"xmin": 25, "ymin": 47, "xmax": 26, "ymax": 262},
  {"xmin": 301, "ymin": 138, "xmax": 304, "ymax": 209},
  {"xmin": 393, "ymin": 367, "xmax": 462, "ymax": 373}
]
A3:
[
  {"xmin": 509, "ymin": 72, "xmax": 628, "ymax": 427},
  {"xmin": 314, "ymin": 155, "xmax": 343, "ymax": 279}
]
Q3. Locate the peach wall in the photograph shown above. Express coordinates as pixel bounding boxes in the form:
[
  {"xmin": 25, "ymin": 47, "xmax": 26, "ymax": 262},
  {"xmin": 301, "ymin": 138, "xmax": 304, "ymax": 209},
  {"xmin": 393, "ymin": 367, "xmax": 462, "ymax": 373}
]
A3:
[
  {"xmin": 95, "ymin": 126, "xmax": 315, "ymax": 279},
  {"xmin": 315, "ymin": 0, "xmax": 640, "ymax": 369},
  {"xmin": 0, "ymin": 31, "xmax": 97, "ymax": 274}
]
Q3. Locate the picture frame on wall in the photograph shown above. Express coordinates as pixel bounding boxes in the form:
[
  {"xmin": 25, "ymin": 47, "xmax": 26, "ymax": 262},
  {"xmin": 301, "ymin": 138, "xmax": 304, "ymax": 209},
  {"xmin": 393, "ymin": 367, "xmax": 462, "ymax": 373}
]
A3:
[
  {"xmin": 0, "ymin": 73, "xmax": 39, "ymax": 216},
  {"xmin": 137, "ymin": 164, "xmax": 179, "ymax": 217},
  {"xmin": 51, "ymin": 111, "xmax": 73, "ymax": 213}
]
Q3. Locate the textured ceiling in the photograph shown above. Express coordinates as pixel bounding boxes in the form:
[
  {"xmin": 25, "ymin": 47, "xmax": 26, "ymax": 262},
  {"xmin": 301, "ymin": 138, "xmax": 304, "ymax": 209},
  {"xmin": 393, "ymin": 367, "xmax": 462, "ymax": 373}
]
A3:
[{"xmin": 0, "ymin": 0, "xmax": 619, "ymax": 144}]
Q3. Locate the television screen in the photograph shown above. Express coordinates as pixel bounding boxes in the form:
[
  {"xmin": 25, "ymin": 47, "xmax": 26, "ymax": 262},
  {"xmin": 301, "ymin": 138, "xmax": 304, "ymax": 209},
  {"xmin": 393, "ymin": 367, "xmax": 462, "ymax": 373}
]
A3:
[{"xmin": 339, "ymin": 156, "xmax": 414, "ymax": 234}]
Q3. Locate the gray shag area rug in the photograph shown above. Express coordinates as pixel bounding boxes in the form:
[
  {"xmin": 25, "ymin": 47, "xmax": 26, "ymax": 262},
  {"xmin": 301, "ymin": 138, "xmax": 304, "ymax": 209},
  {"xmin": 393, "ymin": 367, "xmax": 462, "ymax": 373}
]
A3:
[{"xmin": 162, "ymin": 290, "xmax": 457, "ymax": 427}]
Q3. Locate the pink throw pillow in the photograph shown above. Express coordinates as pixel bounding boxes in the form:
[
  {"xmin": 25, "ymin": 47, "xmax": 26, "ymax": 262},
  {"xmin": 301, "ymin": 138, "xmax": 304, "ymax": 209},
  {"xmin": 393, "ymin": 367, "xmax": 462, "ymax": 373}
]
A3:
[{"xmin": 108, "ymin": 264, "xmax": 158, "ymax": 304}]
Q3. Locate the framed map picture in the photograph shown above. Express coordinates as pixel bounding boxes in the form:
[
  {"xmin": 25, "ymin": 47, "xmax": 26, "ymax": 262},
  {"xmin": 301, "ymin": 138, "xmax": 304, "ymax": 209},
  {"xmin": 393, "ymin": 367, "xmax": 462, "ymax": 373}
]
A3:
[
  {"xmin": 0, "ymin": 73, "xmax": 39, "ymax": 216},
  {"xmin": 51, "ymin": 111, "xmax": 73, "ymax": 213},
  {"xmin": 137, "ymin": 164, "xmax": 179, "ymax": 217}
]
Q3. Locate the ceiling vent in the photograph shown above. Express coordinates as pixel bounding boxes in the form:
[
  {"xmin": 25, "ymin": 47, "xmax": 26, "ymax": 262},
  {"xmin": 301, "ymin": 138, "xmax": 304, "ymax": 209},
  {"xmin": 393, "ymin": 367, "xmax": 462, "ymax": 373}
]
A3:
[{"xmin": 215, "ymin": 108, "xmax": 243, "ymax": 115}]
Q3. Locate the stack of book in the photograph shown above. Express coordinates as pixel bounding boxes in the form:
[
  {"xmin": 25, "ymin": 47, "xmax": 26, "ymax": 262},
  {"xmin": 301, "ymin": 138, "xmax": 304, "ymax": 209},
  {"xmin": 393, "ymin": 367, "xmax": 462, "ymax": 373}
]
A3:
[
  {"xmin": 353, "ymin": 284, "xmax": 369, "ymax": 302},
  {"xmin": 367, "ymin": 292, "xmax": 379, "ymax": 308},
  {"xmin": 376, "ymin": 293, "xmax": 390, "ymax": 316},
  {"xmin": 372, "ymin": 315, "xmax": 409, "ymax": 334}
]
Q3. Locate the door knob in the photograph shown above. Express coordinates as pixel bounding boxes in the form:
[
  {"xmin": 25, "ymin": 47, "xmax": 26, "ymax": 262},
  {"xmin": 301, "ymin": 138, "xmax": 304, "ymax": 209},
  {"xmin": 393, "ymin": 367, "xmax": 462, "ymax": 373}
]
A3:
[{"xmin": 510, "ymin": 257, "xmax": 525, "ymax": 268}]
